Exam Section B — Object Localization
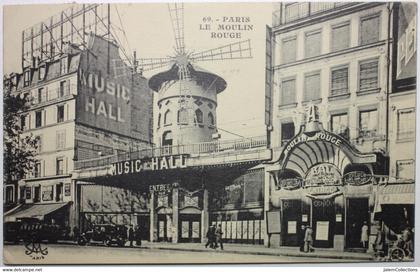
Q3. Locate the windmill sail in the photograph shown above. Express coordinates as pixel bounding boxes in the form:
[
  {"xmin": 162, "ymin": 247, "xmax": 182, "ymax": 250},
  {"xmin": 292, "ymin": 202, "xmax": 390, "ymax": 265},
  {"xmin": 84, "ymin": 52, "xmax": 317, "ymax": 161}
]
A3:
[{"xmin": 190, "ymin": 39, "xmax": 252, "ymax": 62}]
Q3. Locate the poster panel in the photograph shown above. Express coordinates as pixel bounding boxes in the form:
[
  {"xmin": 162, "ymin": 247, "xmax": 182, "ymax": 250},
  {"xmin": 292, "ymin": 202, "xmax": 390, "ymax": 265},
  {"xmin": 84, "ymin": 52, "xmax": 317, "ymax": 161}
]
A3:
[
  {"xmin": 316, "ymin": 221, "xmax": 329, "ymax": 241},
  {"xmin": 192, "ymin": 222, "xmax": 200, "ymax": 238}
]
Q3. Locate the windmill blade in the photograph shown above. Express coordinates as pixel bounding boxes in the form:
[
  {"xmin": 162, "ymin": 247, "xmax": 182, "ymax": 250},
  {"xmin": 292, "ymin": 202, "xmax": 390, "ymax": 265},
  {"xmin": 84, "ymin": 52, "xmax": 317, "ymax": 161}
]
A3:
[
  {"xmin": 168, "ymin": 3, "xmax": 185, "ymax": 54},
  {"xmin": 190, "ymin": 39, "xmax": 252, "ymax": 62},
  {"xmin": 136, "ymin": 57, "xmax": 173, "ymax": 71}
]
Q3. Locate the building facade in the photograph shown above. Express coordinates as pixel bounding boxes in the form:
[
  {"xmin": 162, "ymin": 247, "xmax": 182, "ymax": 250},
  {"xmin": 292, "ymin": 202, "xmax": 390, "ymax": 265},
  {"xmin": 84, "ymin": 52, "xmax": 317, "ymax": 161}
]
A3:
[
  {"xmin": 265, "ymin": 2, "xmax": 415, "ymax": 251},
  {"xmin": 4, "ymin": 34, "xmax": 154, "ymax": 230}
]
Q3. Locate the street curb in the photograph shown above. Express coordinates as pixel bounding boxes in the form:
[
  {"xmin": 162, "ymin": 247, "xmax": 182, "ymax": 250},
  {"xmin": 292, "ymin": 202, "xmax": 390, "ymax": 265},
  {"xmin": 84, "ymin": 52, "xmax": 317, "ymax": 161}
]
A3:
[
  {"xmin": 143, "ymin": 245, "xmax": 374, "ymax": 261},
  {"xmin": 53, "ymin": 241, "xmax": 374, "ymax": 261}
]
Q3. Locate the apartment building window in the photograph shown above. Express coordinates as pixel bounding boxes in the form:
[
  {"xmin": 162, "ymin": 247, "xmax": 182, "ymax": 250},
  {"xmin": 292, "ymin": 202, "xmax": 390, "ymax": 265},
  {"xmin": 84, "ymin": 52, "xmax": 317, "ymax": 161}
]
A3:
[
  {"xmin": 284, "ymin": 3, "xmax": 309, "ymax": 22},
  {"xmin": 56, "ymin": 158, "xmax": 64, "ymax": 175},
  {"xmin": 42, "ymin": 185, "xmax": 53, "ymax": 201},
  {"xmin": 19, "ymin": 186, "xmax": 26, "ymax": 203},
  {"xmin": 360, "ymin": 14, "xmax": 380, "ymax": 45},
  {"xmin": 20, "ymin": 114, "xmax": 28, "ymax": 130},
  {"xmin": 37, "ymin": 88, "xmax": 44, "ymax": 103},
  {"xmin": 34, "ymin": 186, "xmax": 41, "ymax": 203},
  {"xmin": 359, "ymin": 109, "xmax": 378, "ymax": 137},
  {"xmin": 60, "ymin": 57, "xmax": 68, "ymax": 75},
  {"xmin": 56, "ymin": 130, "xmax": 66, "ymax": 150},
  {"xmin": 331, "ymin": 113, "xmax": 349, "ymax": 139},
  {"xmin": 35, "ymin": 111, "xmax": 43, "ymax": 128},
  {"xmin": 280, "ymin": 78, "xmax": 296, "ymax": 105},
  {"xmin": 305, "ymin": 30, "xmax": 321, "ymax": 58},
  {"xmin": 331, "ymin": 22, "xmax": 350, "ymax": 52},
  {"xmin": 5, "ymin": 186, "xmax": 14, "ymax": 204},
  {"xmin": 56, "ymin": 183, "xmax": 63, "ymax": 201},
  {"xmin": 331, "ymin": 66, "xmax": 349, "ymax": 96},
  {"xmin": 281, "ymin": 37, "xmax": 297, "ymax": 64},
  {"xmin": 39, "ymin": 65, "xmax": 46, "ymax": 80},
  {"xmin": 397, "ymin": 108, "xmax": 415, "ymax": 140},
  {"xmin": 195, "ymin": 109, "xmax": 203, "ymax": 124},
  {"xmin": 35, "ymin": 135, "xmax": 42, "ymax": 153},
  {"xmin": 359, "ymin": 59, "xmax": 379, "ymax": 92},
  {"xmin": 396, "ymin": 160, "xmax": 414, "ymax": 180},
  {"xmin": 24, "ymin": 70, "xmax": 31, "ymax": 87},
  {"xmin": 57, "ymin": 105, "xmax": 65, "ymax": 123},
  {"xmin": 34, "ymin": 162, "xmax": 42, "ymax": 178},
  {"xmin": 281, "ymin": 122, "xmax": 295, "ymax": 145},
  {"xmin": 59, "ymin": 80, "xmax": 67, "ymax": 97},
  {"xmin": 304, "ymin": 72, "xmax": 321, "ymax": 101}
]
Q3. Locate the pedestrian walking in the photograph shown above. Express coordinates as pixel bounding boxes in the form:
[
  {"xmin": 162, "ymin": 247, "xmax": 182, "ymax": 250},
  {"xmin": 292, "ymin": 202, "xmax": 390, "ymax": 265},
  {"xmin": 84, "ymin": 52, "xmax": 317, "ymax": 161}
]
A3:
[
  {"xmin": 215, "ymin": 224, "xmax": 224, "ymax": 250},
  {"xmin": 128, "ymin": 225, "xmax": 134, "ymax": 247},
  {"xmin": 73, "ymin": 226, "xmax": 79, "ymax": 242},
  {"xmin": 304, "ymin": 225, "xmax": 314, "ymax": 252},
  {"xmin": 135, "ymin": 225, "xmax": 142, "ymax": 246},
  {"xmin": 299, "ymin": 225, "xmax": 306, "ymax": 252},
  {"xmin": 361, "ymin": 221, "xmax": 369, "ymax": 249},
  {"xmin": 205, "ymin": 225, "xmax": 215, "ymax": 249}
]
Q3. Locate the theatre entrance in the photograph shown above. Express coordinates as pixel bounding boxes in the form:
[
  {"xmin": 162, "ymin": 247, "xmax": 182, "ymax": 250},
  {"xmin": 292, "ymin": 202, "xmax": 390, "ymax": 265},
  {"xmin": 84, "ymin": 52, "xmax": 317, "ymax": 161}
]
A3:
[
  {"xmin": 312, "ymin": 198, "xmax": 335, "ymax": 248},
  {"xmin": 346, "ymin": 198, "xmax": 369, "ymax": 249},
  {"xmin": 281, "ymin": 199, "xmax": 303, "ymax": 246},
  {"xmin": 137, "ymin": 214, "xmax": 150, "ymax": 241},
  {"xmin": 157, "ymin": 214, "xmax": 172, "ymax": 242},
  {"xmin": 179, "ymin": 214, "xmax": 201, "ymax": 243}
]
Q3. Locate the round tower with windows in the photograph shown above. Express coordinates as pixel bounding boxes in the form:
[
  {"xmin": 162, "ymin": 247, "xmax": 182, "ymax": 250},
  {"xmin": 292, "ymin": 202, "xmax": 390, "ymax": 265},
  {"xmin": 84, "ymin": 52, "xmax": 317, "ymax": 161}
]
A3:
[{"xmin": 149, "ymin": 63, "xmax": 226, "ymax": 147}]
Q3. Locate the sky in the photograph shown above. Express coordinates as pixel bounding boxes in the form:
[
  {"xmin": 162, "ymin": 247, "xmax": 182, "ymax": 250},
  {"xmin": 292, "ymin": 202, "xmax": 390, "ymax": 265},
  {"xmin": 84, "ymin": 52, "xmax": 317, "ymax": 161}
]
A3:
[{"xmin": 3, "ymin": 2, "xmax": 272, "ymax": 141}]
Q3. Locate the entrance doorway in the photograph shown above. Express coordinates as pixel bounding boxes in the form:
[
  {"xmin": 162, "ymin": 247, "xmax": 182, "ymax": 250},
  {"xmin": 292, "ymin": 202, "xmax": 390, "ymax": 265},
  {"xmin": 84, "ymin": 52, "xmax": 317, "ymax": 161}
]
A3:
[
  {"xmin": 312, "ymin": 198, "xmax": 335, "ymax": 248},
  {"xmin": 179, "ymin": 214, "xmax": 201, "ymax": 242},
  {"xmin": 281, "ymin": 199, "xmax": 302, "ymax": 246},
  {"xmin": 157, "ymin": 214, "xmax": 172, "ymax": 242},
  {"xmin": 346, "ymin": 198, "xmax": 369, "ymax": 249},
  {"xmin": 137, "ymin": 214, "xmax": 150, "ymax": 241}
]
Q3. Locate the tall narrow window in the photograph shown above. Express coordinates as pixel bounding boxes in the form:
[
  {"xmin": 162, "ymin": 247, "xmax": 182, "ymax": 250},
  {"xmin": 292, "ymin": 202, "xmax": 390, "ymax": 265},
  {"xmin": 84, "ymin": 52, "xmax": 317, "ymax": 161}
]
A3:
[
  {"xmin": 39, "ymin": 65, "xmax": 46, "ymax": 80},
  {"xmin": 59, "ymin": 81, "xmax": 67, "ymax": 97},
  {"xmin": 56, "ymin": 158, "xmax": 64, "ymax": 175},
  {"xmin": 304, "ymin": 72, "xmax": 321, "ymax": 101},
  {"xmin": 281, "ymin": 78, "xmax": 296, "ymax": 105},
  {"xmin": 56, "ymin": 130, "xmax": 66, "ymax": 150},
  {"xmin": 57, "ymin": 105, "xmax": 65, "ymax": 123},
  {"xmin": 208, "ymin": 112, "xmax": 215, "ymax": 126},
  {"xmin": 34, "ymin": 162, "xmax": 42, "ymax": 178},
  {"xmin": 195, "ymin": 109, "xmax": 203, "ymax": 124},
  {"xmin": 164, "ymin": 110, "xmax": 172, "ymax": 125},
  {"xmin": 282, "ymin": 37, "xmax": 297, "ymax": 64},
  {"xmin": 60, "ymin": 57, "xmax": 68, "ymax": 75},
  {"xmin": 177, "ymin": 109, "xmax": 188, "ymax": 124},
  {"xmin": 331, "ymin": 113, "xmax": 349, "ymax": 139},
  {"xmin": 157, "ymin": 113, "xmax": 161, "ymax": 127},
  {"xmin": 331, "ymin": 22, "xmax": 350, "ymax": 52},
  {"xmin": 397, "ymin": 108, "xmax": 415, "ymax": 140},
  {"xmin": 35, "ymin": 135, "xmax": 42, "ymax": 153},
  {"xmin": 281, "ymin": 122, "xmax": 295, "ymax": 145},
  {"xmin": 38, "ymin": 88, "xmax": 44, "ymax": 103},
  {"xmin": 359, "ymin": 109, "xmax": 378, "ymax": 137},
  {"xmin": 305, "ymin": 30, "xmax": 321, "ymax": 58},
  {"xmin": 20, "ymin": 114, "xmax": 28, "ymax": 130},
  {"xmin": 360, "ymin": 15, "xmax": 380, "ymax": 45},
  {"xmin": 331, "ymin": 67, "xmax": 349, "ymax": 96},
  {"xmin": 359, "ymin": 59, "xmax": 379, "ymax": 92},
  {"xmin": 24, "ymin": 70, "xmax": 31, "ymax": 87},
  {"xmin": 35, "ymin": 111, "xmax": 42, "ymax": 128}
]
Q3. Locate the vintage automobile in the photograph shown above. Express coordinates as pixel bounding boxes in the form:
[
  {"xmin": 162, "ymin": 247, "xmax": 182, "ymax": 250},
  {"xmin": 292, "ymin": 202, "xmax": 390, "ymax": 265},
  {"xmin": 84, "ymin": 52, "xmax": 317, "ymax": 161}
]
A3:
[
  {"xmin": 4, "ymin": 222, "xmax": 22, "ymax": 244},
  {"xmin": 19, "ymin": 221, "xmax": 62, "ymax": 243},
  {"xmin": 78, "ymin": 224, "xmax": 127, "ymax": 247}
]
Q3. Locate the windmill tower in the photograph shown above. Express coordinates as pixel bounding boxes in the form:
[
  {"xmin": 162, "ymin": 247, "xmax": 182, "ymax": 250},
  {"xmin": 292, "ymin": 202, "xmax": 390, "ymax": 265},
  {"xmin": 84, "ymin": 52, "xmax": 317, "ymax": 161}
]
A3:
[{"xmin": 133, "ymin": 4, "xmax": 252, "ymax": 147}]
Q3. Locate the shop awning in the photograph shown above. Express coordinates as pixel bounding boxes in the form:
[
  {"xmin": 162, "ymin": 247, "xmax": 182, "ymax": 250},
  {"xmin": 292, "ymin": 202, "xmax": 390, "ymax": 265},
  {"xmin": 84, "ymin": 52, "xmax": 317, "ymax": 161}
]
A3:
[
  {"xmin": 4, "ymin": 202, "xmax": 70, "ymax": 222},
  {"xmin": 378, "ymin": 183, "xmax": 415, "ymax": 205}
]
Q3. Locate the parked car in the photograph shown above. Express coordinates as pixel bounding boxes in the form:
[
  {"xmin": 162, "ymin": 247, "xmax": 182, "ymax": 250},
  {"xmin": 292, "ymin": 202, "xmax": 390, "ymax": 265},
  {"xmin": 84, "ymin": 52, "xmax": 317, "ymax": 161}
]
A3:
[
  {"xmin": 4, "ymin": 222, "xmax": 22, "ymax": 244},
  {"xmin": 78, "ymin": 224, "xmax": 127, "ymax": 247},
  {"xmin": 19, "ymin": 221, "xmax": 62, "ymax": 243}
]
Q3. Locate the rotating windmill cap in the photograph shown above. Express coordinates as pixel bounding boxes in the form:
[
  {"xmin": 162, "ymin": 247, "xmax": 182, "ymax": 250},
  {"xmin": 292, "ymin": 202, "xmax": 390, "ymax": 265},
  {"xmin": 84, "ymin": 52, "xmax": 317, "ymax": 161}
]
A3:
[{"xmin": 138, "ymin": 3, "xmax": 253, "ymax": 147}]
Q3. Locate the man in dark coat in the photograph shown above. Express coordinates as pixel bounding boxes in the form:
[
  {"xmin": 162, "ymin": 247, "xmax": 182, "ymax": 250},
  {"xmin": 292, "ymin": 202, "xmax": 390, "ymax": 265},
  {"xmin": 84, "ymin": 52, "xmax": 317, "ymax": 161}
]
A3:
[
  {"xmin": 299, "ymin": 225, "xmax": 306, "ymax": 252},
  {"xmin": 205, "ymin": 225, "xmax": 215, "ymax": 249},
  {"xmin": 135, "ymin": 225, "xmax": 142, "ymax": 246},
  {"xmin": 128, "ymin": 225, "xmax": 134, "ymax": 247}
]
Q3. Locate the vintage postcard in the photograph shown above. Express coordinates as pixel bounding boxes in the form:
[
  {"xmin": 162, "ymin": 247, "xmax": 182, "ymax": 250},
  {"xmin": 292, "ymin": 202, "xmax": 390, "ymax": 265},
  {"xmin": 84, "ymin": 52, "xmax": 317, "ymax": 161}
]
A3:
[{"xmin": 2, "ymin": 1, "xmax": 417, "ymax": 265}]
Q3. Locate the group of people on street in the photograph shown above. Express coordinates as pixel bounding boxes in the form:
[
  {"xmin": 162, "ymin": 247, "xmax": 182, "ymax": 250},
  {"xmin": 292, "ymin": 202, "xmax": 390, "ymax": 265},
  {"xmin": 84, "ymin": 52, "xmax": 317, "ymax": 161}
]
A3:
[
  {"xmin": 128, "ymin": 225, "xmax": 143, "ymax": 247},
  {"xmin": 299, "ymin": 225, "xmax": 314, "ymax": 253},
  {"xmin": 373, "ymin": 224, "xmax": 414, "ymax": 260},
  {"xmin": 205, "ymin": 224, "xmax": 224, "ymax": 250}
]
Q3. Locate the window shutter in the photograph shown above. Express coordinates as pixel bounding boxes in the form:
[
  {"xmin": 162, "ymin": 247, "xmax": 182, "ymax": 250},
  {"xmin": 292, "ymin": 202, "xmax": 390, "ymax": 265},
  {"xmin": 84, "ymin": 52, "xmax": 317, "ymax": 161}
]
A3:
[
  {"xmin": 360, "ymin": 15, "xmax": 380, "ymax": 45},
  {"xmin": 331, "ymin": 23, "xmax": 350, "ymax": 51},
  {"xmin": 305, "ymin": 31, "xmax": 321, "ymax": 58},
  {"xmin": 304, "ymin": 73, "xmax": 320, "ymax": 101},
  {"xmin": 282, "ymin": 38, "xmax": 296, "ymax": 64}
]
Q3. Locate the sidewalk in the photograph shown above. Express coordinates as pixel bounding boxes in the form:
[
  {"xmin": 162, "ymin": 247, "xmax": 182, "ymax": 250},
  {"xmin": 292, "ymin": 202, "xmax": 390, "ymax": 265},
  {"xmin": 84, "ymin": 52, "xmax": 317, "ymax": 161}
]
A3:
[
  {"xmin": 55, "ymin": 240, "xmax": 373, "ymax": 260},
  {"xmin": 141, "ymin": 241, "xmax": 373, "ymax": 261}
]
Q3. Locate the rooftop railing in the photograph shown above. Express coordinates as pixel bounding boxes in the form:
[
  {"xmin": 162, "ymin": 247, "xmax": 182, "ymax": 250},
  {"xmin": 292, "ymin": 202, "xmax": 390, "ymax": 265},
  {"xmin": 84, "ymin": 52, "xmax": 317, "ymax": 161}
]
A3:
[
  {"xmin": 74, "ymin": 135, "xmax": 268, "ymax": 170},
  {"xmin": 272, "ymin": 2, "xmax": 356, "ymax": 27}
]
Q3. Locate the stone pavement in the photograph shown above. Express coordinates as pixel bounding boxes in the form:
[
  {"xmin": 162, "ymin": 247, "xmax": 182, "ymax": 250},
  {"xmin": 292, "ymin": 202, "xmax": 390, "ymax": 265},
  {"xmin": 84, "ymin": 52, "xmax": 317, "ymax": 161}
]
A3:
[{"xmin": 54, "ymin": 239, "xmax": 372, "ymax": 260}]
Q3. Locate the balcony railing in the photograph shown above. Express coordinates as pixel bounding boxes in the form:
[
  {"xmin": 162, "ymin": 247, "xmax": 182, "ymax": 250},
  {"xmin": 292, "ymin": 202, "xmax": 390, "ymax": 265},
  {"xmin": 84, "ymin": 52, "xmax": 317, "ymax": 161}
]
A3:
[
  {"xmin": 74, "ymin": 135, "xmax": 268, "ymax": 170},
  {"xmin": 272, "ymin": 2, "xmax": 355, "ymax": 27},
  {"xmin": 30, "ymin": 84, "xmax": 74, "ymax": 105}
]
